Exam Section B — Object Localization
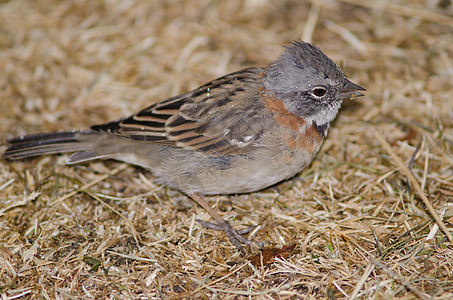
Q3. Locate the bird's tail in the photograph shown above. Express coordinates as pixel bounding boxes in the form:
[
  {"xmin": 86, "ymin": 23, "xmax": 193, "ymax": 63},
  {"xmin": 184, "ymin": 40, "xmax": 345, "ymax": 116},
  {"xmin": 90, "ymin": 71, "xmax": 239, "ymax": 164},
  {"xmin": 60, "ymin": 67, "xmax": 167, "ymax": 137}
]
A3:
[{"xmin": 2, "ymin": 130, "xmax": 110, "ymax": 163}]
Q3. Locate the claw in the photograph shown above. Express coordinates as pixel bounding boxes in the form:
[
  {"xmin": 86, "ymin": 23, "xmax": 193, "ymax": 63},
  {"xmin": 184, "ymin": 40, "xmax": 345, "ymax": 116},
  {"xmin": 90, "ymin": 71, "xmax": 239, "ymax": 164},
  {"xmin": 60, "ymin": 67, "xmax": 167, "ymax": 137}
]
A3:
[{"xmin": 197, "ymin": 219, "xmax": 263, "ymax": 254}]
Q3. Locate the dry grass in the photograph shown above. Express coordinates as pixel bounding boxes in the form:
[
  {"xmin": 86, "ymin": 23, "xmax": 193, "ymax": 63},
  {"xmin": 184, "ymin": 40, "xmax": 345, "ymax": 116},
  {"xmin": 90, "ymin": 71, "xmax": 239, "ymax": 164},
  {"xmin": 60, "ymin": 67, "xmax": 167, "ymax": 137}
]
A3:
[{"xmin": 1, "ymin": 0, "xmax": 453, "ymax": 299}]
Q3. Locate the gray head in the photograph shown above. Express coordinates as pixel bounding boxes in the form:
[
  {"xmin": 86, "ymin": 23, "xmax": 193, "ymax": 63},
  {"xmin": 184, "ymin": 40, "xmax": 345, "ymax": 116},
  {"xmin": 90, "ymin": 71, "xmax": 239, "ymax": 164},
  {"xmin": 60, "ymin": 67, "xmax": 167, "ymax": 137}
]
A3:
[{"xmin": 263, "ymin": 41, "xmax": 364, "ymax": 126}]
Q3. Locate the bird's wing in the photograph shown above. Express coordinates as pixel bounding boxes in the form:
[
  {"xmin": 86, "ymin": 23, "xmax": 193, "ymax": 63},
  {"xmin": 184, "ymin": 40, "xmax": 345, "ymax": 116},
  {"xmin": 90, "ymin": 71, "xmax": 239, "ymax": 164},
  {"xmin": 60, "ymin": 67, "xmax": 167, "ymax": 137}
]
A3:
[{"xmin": 91, "ymin": 68, "xmax": 269, "ymax": 156}]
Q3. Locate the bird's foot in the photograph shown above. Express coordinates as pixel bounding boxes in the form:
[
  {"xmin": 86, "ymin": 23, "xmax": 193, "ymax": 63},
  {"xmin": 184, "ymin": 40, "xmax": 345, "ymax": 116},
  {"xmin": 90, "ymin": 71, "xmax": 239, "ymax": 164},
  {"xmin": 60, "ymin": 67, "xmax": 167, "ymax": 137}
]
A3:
[{"xmin": 197, "ymin": 219, "xmax": 263, "ymax": 254}]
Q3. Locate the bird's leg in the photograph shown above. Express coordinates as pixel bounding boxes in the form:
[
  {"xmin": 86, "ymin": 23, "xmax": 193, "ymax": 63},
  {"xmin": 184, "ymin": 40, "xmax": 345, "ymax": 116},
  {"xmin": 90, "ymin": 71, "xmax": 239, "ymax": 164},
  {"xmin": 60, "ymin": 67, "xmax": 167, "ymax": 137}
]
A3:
[{"xmin": 189, "ymin": 193, "xmax": 260, "ymax": 254}]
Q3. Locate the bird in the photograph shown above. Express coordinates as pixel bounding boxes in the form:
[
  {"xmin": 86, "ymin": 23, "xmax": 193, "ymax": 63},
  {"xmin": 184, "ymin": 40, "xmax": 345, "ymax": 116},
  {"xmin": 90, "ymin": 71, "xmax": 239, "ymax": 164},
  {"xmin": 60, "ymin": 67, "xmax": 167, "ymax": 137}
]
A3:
[{"xmin": 2, "ymin": 41, "xmax": 365, "ymax": 253}]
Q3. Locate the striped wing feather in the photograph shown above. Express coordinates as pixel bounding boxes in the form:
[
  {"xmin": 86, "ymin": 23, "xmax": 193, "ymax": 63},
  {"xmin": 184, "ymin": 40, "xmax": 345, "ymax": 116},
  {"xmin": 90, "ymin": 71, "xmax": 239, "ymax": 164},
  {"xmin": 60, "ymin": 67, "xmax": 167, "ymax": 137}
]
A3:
[{"xmin": 91, "ymin": 68, "xmax": 267, "ymax": 156}]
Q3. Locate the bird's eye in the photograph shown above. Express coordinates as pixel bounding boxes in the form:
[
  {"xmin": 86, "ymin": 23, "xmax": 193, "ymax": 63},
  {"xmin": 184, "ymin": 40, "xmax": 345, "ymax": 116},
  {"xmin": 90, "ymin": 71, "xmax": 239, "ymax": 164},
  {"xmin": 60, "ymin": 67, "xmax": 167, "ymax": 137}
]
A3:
[{"xmin": 312, "ymin": 87, "xmax": 327, "ymax": 98}]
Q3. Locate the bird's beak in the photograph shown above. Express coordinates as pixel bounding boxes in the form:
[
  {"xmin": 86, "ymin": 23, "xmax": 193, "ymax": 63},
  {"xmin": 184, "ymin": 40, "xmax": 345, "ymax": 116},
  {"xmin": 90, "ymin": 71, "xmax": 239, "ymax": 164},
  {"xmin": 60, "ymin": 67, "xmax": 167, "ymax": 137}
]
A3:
[{"xmin": 339, "ymin": 79, "xmax": 366, "ymax": 100}]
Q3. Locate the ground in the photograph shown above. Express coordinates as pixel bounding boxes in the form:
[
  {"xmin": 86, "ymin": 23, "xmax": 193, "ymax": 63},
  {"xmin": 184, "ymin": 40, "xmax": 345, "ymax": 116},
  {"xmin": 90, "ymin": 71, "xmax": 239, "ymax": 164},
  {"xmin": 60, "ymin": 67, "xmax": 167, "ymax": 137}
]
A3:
[{"xmin": 0, "ymin": 0, "xmax": 452, "ymax": 299}]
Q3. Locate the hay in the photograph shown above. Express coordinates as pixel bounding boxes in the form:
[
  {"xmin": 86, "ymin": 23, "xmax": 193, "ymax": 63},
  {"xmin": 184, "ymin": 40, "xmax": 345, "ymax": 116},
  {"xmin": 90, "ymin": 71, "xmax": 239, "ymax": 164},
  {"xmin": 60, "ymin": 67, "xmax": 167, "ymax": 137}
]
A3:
[{"xmin": 1, "ymin": 0, "xmax": 452, "ymax": 298}]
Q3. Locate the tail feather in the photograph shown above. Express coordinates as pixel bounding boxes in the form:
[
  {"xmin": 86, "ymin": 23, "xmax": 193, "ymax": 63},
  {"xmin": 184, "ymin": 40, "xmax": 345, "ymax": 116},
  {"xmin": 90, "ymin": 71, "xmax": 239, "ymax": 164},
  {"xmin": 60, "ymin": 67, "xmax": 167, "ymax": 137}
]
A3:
[{"xmin": 2, "ymin": 131, "xmax": 94, "ymax": 160}]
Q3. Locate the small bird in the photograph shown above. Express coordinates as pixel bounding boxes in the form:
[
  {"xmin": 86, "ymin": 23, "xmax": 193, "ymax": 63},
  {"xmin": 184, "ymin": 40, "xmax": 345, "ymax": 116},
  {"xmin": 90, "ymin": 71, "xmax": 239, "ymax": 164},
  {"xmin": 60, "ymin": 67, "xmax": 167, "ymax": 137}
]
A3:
[{"xmin": 2, "ymin": 41, "xmax": 365, "ymax": 253}]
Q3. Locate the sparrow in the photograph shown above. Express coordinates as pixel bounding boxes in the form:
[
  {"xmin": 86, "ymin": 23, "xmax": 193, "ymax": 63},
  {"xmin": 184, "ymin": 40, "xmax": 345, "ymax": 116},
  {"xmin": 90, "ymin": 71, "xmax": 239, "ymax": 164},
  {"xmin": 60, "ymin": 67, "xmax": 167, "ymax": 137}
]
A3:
[{"xmin": 2, "ymin": 41, "xmax": 365, "ymax": 253}]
